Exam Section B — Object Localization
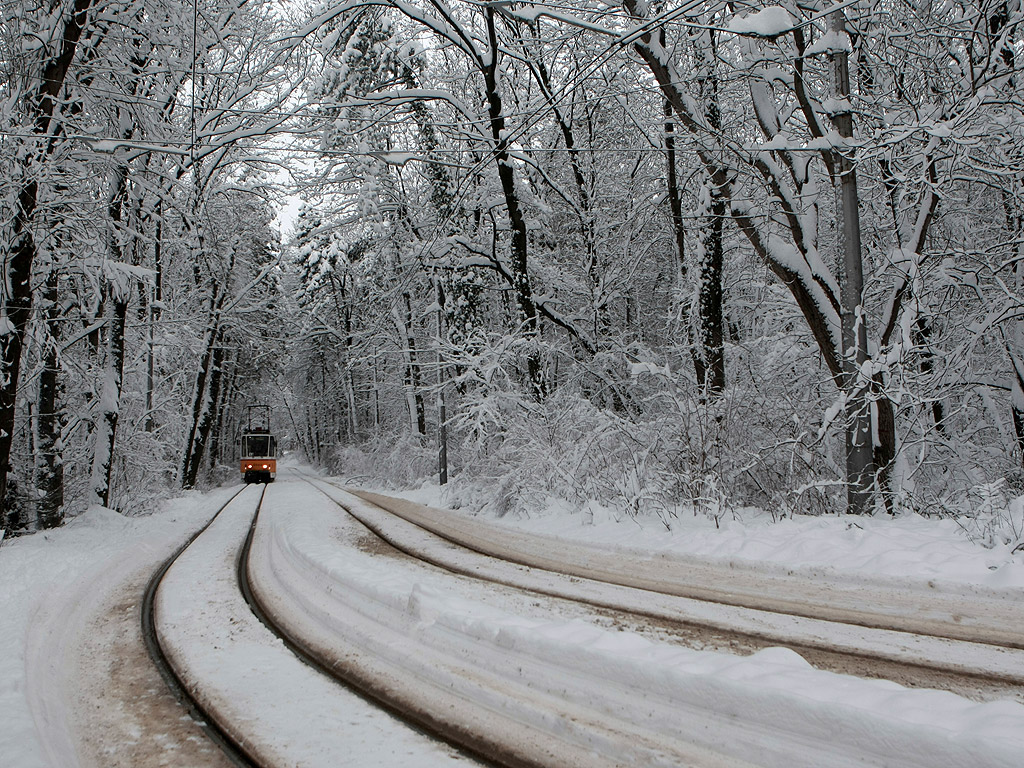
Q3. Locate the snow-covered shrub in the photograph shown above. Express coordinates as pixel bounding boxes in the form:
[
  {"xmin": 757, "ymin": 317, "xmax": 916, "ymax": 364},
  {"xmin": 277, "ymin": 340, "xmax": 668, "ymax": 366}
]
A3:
[
  {"xmin": 943, "ymin": 480, "xmax": 1024, "ymax": 552},
  {"xmin": 106, "ymin": 428, "xmax": 178, "ymax": 516},
  {"xmin": 332, "ymin": 431, "xmax": 435, "ymax": 489}
]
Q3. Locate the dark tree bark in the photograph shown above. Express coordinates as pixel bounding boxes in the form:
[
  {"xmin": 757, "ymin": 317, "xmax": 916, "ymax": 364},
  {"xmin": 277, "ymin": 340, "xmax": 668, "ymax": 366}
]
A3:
[
  {"xmin": 146, "ymin": 198, "xmax": 164, "ymax": 434},
  {"xmin": 181, "ymin": 259, "xmax": 226, "ymax": 488},
  {"xmin": 1, "ymin": 0, "xmax": 96, "ymax": 524},
  {"xmin": 622, "ymin": 0, "xmax": 904, "ymax": 512},
  {"xmin": 89, "ymin": 285, "xmax": 128, "ymax": 508},
  {"xmin": 482, "ymin": 7, "xmax": 544, "ymax": 399},
  {"xmin": 393, "ymin": 291, "xmax": 426, "ymax": 436},
  {"xmin": 182, "ymin": 322, "xmax": 226, "ymax": 489},
  {"xmin": 664, "ymin": 101, "xmax": 688, "ymax": 276},
  {"xmin": 209, "ymin": 353, "xmax": 235, "ymax": 470},
  {"xmin": 36, "ymin": 266, "xmax": 65, "ymax": 527},
  {"xmin": 183, "ymin": 339, "xmax": 225, "ymax": 488},
  {"xmin": 90, "ymin": 160, "xmax": 133, "ymax": 509},
  {"xmin": 830, "ymin": 8, "xmax": 872, "ymax": 515},
  {"xmin": 663, "ymin": 99, "xmax": 710, "ymax": 392},
  {"xmin": 693, "ymin": 29, "xmax": 726, "ymax": 397}
]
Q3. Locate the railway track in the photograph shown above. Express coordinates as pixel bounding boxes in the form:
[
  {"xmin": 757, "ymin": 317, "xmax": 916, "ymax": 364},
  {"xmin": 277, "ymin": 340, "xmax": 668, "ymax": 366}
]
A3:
[
  {"xmin": 235, "ymin": 482, "xmax": 504, "ymax": 768},
  {"xmin": 144, "ymin": 480, "xmax": 488, "ymax": 768},
  {"xmin": 330, "ymin": 484, "xmax": 1024, "ymax": 700},
  {"xmin": 141, "ymin": 484, "xmax": 260, "ymax": 768},
  {"xmin": 147, "ymin": 473, "xmax": 1024, "ymax": 767},
  {"xmin": 350, "ymin": 488, "xmax": 1024, "ymax": 650}
]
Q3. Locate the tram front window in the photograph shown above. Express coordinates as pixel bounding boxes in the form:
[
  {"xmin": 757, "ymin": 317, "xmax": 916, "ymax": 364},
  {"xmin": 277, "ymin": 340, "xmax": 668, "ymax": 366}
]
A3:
[{"xmin": 243, "ymin": 435, "xmax": 274, "ymax": 458}]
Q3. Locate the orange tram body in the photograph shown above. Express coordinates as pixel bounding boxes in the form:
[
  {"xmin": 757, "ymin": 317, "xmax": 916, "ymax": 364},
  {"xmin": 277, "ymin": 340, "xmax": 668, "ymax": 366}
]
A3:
[{"xmin": 240, "ymin": 405, "xmax": 277, "ymax": 484}]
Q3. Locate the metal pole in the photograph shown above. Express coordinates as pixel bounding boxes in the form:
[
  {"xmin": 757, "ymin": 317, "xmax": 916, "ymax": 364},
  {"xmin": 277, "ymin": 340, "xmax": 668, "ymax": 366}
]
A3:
[{"xmin": 435, "ymin": 277, "xmax": 448, "ymax": 485}]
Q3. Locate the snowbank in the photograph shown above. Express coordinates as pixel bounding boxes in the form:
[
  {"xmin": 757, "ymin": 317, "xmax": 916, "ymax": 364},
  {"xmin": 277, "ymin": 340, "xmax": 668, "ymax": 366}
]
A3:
[{"xmin": 0, "ymin": 489, "xmax": 235, "ymax": 768}]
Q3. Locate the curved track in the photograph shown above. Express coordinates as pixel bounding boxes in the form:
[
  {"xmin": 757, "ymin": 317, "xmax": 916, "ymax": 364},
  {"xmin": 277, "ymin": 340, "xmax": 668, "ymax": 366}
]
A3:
[
  {"xmin": 300, "ymin": 474, "xmax": 1024, "ymax": 701},
  {"xmin": 141, "ymin": 484, "xmax": 261, "ymax": 768},
  {"xmin": 234, "ymin": 482, "xmax": 505, "ymax": 768},
  {"xmin": 147, "ymin": 474, "xmax": 1024, "ymax": 767},
  {"xmin": 145, "ymin": 480, "xmax": 496, "ymax": 768},
  {"xmin": 350, "ymin": 487, "xmax": 1023, "ymax": 649}
]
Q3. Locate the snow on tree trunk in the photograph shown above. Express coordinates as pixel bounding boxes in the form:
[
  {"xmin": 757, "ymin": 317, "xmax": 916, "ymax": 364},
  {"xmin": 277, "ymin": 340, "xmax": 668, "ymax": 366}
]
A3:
[
  {"xmin": 697, "ymin": 178, "xmax": 726, "ymax": 397},
  {"xmin": 89, "ymin": 287, "xmax": 128, "ymax": 509},
  {"xmin": 181, "ymin": 321, "xmax": 224, "ymax": 489},
  {"xmin": 483, "ymin": 7, "xmax": 545, "ymax": 400},
  {"xmin": 392, "ymin": 293, "xmax": 426, "ymax": 436},
  {"xmin": 184, "ymin": 341, "xmax": 226, "ymax": 487},
  {"xmin": 693, "ymin": 28, "xmax": 726, "ymax": 397},
  {"xmin": 663, "ymin": 98, "xmax": 706, "ymax": 386},
  {"xmin": 89, "ymin": 157, "xmax": 133, "ymax": 510},
  {"xmin": 830, "ymin": 9, "xmax": 874, "ymax": 515},
  {"xmin": 35, "ymin": 266, "xmax": 64, "ymax": 528},
  {"xmin": 145, "ymin": 199, "xmax": 164, "ymax": 434},
  {"xmin": 0, "ymin": 0, "xmax": 95, "ymax": 524}
]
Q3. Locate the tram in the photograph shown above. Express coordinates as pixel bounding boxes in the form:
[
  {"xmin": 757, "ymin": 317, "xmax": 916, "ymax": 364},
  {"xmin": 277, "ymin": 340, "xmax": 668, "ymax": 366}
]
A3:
[{"xmin": 240, "ymin": 405, "xmax": 277, "ymax": 484}]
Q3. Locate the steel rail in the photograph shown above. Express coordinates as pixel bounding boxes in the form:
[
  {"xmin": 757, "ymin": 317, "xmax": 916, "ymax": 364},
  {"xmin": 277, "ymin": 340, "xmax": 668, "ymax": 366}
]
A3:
[
  {"xmin": 236, "ymin": 481, "xmax": 509, "ymax": 768},
  {"xmin": 297, "ymin": 474, "xmax": 1024, "ymax": 698},
  {"xmin": 140, "ymin": 484, "xmax": 264, "ymax": 768},
  {"xmin": 349, "ymin": 486, "xmax": 1023, "ymax": 650}
]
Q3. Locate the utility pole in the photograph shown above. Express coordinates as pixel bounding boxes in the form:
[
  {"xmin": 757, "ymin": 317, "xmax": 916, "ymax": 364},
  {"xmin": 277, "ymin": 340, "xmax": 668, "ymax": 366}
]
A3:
[{"xmin": 435, "ymin": 278, "xmax": 448, "ymax": 485}]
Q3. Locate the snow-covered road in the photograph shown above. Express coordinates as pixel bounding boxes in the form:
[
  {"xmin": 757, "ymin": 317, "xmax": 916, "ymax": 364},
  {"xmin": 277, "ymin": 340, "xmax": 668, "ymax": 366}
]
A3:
[
  {"xmin": 4, "ymin": 469, "xmax": 1024, "ymax": 767},
  {"xmin": 161, "ymin": 472, "xmax": 1024, "ymax": 767},
  {"xmin": 155, "ymin": 482, "xmax": 476, "ymax": 767},
  {"xmin": 2, "ymin": 488, "xmax": 242, "ymax": 768}
]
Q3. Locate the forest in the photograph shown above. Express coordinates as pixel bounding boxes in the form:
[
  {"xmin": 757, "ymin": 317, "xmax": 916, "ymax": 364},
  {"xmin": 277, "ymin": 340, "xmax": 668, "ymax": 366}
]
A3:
[{"xmin": 3, "ymin": 0, "xmax": 1024, "ymax": 541}]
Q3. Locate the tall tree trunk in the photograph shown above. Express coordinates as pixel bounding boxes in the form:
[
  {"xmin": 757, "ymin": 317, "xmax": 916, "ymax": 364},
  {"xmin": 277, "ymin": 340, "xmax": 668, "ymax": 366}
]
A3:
[
  {"xmin": 1, "ymin": 182, "xmax": 40, "ymax": 528},
  {"xmin": 664, "ymin": 99, "xmax": 710, "ymax": 391},
  {"xmin": 181, "ymin": 291, "xmax": 218, "ymax": 486},
  {"xmin": 393, "ymin": 292, "xmax": 426, "ymax": 436},
  {"xmin": 90, "ymin": 160, "xmax": 132, "ymax": 509},
  {"xmin": 183, "ymin": 339, "xmax": 225, "ymax": 487},
  {"xmin": 89, "ymin": 285, "xmax": 128, "ymax": 508},
  {"xmin": 146, "ymin": 199, "xmax": 164, "ymax": 434},
  {"xmin": 372, "ymin": 351, "xmax": 381, "ymax": 432},
  {"xmin": 181, "ymin": 323, "xmax": 224, "ymax": 488},
  {"xmin": 0, "ymin": 0, "xmax": 95, "ymax": 523},
  {"xmin": 306, "ymin": 411, "xmax": 318, "ymax": 464},
  {"xmin": 830, "ymin": 9, "xmax": 873, "ymax": 514},
  {"xmin": 335, "ymin": 274, "xmax": 359, "ymax": 440},
  {"xmin": 483, "ymin": 7, "xmax": 544, "ymax": 398},
  {"xmin": 691, "ymin": 28, "xmax": 726, "ymax": 396},
  {"xmin": 35, "ymin": 266, "xmax": 64, "ymax": 527},
  {"xmin": 208, "ymin": 353, "xmax": 234, "ymax": 471},
  {"xmin": 698, "ymin": 178, "xmax": 726, "ymax": 396}
]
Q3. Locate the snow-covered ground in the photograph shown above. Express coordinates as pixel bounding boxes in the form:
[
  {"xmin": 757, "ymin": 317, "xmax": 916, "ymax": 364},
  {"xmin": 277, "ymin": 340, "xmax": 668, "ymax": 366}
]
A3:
[
  {"xmin": 264, "ymin": 477, "xmax": 1024, "ymax": 767},
  {"xmin": 391, "ymin": 484, "xmax": 1024, "ymax": 591},
  {"xmin": 156, "ymin": 483, "xmax": 474, "ymax": 767},
  {"xmin": 2, "ymin": 467, "xmax": 1023, "ymax": 766},
  {"xmin": 0, "ymin": 486, "xmax": 240, "ymax": 768}
]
